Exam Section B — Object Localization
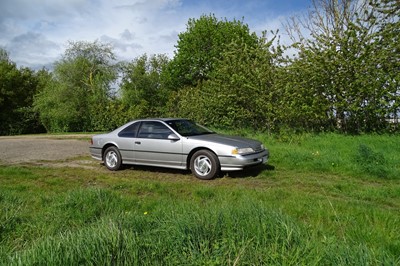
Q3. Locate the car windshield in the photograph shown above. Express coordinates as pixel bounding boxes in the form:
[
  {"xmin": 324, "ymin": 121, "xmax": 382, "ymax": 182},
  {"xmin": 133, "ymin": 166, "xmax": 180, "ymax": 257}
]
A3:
[{"xmin": 166, "ymin": 120, "xmax": 214, "ymax": 137}]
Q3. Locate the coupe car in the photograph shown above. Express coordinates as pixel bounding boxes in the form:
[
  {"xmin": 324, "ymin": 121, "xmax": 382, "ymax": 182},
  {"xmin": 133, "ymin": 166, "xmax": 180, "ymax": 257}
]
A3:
[{"xmin": 90, "ymin": 118, "xmax": 269, "ymax": 180}]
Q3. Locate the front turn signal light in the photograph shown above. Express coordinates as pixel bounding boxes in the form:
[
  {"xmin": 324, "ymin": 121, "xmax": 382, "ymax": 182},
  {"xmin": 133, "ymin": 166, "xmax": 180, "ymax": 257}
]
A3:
[{"xmin": 232, "ymin": 147, "xmax": 254, "ymax": 155}]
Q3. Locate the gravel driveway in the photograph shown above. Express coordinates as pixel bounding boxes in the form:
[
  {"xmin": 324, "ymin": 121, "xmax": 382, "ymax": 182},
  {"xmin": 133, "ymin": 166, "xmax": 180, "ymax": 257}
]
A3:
[{"xmin": 0, "ymin": 135, "xmax": 92, "ymax": 165}]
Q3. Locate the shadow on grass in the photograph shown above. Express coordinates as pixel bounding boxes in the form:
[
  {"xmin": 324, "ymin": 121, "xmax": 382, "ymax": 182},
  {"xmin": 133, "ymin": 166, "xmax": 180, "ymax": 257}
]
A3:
[
  {"xmin": 105, "ymin": 163, "xmax": 275, "ymax": 180},
  {"xmin": 221, "ymin": 164, "xmax": 275, "ymax": 179},
  {"xmin": 121, "ymin": 164, "xmax": 191, "ymax": 176}
]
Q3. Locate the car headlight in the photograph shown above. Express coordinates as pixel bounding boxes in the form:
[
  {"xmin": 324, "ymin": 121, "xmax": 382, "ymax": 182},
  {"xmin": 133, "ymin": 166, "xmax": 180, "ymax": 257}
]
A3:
[{"xmin": 232, "ymin": 147, "xmax": 255, "ymax": 155}]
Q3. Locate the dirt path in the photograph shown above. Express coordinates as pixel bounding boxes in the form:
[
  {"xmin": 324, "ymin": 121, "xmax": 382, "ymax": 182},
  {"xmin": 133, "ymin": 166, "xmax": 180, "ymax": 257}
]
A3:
[{"xmin": 0, "ymin": 135, "xmax": 92, "ymax": 165}]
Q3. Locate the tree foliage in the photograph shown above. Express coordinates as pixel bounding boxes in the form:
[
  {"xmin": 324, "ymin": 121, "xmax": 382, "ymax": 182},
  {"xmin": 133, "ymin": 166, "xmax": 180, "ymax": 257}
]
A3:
[
  {"xmin": 119, "ymin": 54, "xmax": 170, "ymax": 119},
  {"xmin": 369, "ymin": 0, "xmax": 400, "ymax": 128},
  {"xmin": 280, "ymin": 0, "xmax": 399, "ymax": 133},
  {"xmin": 166, "ymin": 14, "xmax": 259, "ymax": 89},
  {"xmin": 34, "ymin": 41, "xmax": 118, "ymax": 132},
  {"xmin": 0, "ymin": 48, "xmax": 45, "ymax": 135},
  {"xmin": 173, "ymin": 34, "xmax": 279, "ymax": 130}
]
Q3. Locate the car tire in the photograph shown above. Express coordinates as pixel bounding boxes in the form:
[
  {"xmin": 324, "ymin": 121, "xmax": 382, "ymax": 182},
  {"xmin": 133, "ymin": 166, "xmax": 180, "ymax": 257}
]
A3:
[
  {"xmin": 190, "ymin": 150, "xmax": 220, "ymax": 180},
  {"xmin": 104, "ymin": 146, "xmax": 122, "ymax": 171}
]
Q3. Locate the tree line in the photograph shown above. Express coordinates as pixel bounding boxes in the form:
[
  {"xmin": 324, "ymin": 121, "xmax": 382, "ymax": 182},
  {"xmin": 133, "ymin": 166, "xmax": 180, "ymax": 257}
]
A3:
[{"xmin": 0, "ymin": 0, "xmax": 398, "ymax": 135}]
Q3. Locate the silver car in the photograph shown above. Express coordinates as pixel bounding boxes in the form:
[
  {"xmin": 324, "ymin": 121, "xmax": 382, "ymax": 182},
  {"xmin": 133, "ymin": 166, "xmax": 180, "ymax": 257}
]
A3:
[{"xmin": 90, "ymin": 118, "xmax": 269, "ymax": 180}]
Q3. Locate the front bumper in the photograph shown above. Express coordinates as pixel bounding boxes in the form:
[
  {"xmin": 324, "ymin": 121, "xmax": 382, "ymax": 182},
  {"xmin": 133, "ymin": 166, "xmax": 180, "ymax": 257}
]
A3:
[{"xmin": 218, "ymin": 149, "xmax": 269, "ymax": 171}]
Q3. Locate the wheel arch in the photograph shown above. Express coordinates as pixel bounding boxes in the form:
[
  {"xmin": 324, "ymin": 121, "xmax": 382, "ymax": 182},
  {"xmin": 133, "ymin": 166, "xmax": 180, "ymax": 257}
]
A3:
[
  {"xmin": 187, "ymin": 147, "xmax": 219, "ymax": 170},
  {"xmin": 102, "ymin": 143, "xmax": 118, "ymax": 160}
]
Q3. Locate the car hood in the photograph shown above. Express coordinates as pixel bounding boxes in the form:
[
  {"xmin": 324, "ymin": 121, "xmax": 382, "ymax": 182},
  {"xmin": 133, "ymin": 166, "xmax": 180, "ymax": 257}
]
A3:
[{"xmin": 188, "ymin": 134, "xmax": 262, "ymax": 150}]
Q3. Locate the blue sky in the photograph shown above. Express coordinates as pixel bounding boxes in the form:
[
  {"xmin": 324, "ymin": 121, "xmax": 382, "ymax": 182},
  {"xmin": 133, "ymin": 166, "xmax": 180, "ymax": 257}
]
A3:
[{"xmin": 0, "ymin": 0, "xmax": 311, "ymax": 69}]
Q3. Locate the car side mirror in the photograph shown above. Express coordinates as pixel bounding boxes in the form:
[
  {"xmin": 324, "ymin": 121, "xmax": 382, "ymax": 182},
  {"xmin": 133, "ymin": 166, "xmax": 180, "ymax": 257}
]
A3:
[{"xmin": 167, "ymin": 134, "xmax": 180, "ymax": 141}]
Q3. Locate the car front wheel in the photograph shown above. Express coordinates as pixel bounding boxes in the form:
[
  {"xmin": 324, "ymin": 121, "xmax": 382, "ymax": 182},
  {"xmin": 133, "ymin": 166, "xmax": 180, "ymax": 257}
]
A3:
[
  {"xmin": 104, "ymin": 146, "xmax": 122, "ymax": 171},
  {"xmin": 190, "ymin": 150, "xmax": 220, "ymax": 180}
]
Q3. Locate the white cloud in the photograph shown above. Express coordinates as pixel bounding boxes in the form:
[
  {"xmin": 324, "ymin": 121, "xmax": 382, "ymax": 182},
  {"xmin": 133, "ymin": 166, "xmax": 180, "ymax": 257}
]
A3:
[
  {"xmin": 0, "ymin": 0, "xmax": 185, "ymax": 68},
  {"xmin": 0, "ymin": 0, "xmax": 310, "ymax": 69},
  {"xmin": 7, "ymin": 32, "xmax": 60, "ymax": 68}
]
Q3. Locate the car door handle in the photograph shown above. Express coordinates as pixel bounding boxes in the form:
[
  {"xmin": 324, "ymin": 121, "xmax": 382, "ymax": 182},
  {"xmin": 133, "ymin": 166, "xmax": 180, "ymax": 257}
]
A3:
[{"xmin": 135, "ymin": 141, "xmax": 141, "ymax": 145}]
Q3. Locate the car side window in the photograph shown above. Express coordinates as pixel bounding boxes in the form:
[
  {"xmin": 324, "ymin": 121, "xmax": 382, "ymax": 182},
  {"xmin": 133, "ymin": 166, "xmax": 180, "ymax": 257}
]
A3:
[
  {"xmin": 118, "ymin": 122, "xmax": 140, "ymax": 138},
  {"xmin": 137, "ymin": 121, "xmax": 172, "ymax": 139}
]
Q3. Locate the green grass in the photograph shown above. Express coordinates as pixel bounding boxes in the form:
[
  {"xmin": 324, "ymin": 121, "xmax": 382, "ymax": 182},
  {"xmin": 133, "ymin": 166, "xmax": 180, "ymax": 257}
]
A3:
[
  {"xmin": 0, "ymin": 133, "xmax": 399, "ymax": 265},
  {"xmin": 252, "ymin": 132, "xmax": 400, "ymax": 179}
]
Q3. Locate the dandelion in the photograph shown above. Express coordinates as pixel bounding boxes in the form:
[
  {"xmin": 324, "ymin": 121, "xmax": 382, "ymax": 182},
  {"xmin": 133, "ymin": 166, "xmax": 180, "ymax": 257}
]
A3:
[{"xmin": 144, "ymin": 211, "xmax": 148, "ymax": 215}]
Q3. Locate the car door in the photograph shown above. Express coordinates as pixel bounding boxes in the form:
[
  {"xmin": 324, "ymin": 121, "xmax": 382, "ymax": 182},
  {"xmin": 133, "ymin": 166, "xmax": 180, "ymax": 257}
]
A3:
[
  {"xmin": 134, "ymin": 121, "xmax": 183, "ymax": 168},
  {"xmin": 116, "ymin": 121, "xmax": 140, "ymax": 163}
]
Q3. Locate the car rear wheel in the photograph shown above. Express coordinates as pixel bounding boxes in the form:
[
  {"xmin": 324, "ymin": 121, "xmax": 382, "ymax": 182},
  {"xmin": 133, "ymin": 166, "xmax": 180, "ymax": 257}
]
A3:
[
  {"xmin": 190, "ymin": 150, "xmax": 220, "ymax": 180},
  {"xmin": 104, "ymin": 146, "xmax": 122, "ymax": 171}
]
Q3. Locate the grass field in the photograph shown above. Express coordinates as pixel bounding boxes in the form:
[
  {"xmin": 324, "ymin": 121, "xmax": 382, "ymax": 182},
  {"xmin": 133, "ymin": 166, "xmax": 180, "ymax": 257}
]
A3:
[{"xmin": 0, "ymin": 133, "xmax": 399, "ymax": 265}]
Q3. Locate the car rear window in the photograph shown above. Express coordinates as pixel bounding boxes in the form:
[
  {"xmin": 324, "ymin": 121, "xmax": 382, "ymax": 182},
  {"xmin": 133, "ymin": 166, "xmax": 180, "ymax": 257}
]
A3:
[{"xmin": 118, "ymin": 122, "xmax": 140, "ymax": 138}]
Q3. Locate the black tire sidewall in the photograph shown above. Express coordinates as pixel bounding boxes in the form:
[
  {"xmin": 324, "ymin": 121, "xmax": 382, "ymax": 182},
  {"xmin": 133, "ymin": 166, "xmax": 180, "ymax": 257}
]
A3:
[
  {"xmin": 190, "ymin": 150, "xmax": 220, "ymax": 180},
  {"xmin": 104, "ymin": 146, "xmax": 122, "ymax": 171}
]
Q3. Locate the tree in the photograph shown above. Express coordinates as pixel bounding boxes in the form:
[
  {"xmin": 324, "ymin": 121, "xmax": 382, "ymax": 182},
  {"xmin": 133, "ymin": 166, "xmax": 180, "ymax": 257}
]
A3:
[
  {"xmin": 119, "ymin": 54, "xmax": 170, "ymax": 119},
  {"xmin": 368, "ymin": 0, "xmax": 400, "ymax": 131},
  {"xmin": 166, "ymin": 14, "xmax": 259, "ymax": 89},
  {"xmin": 171, "ymin": 32, "xmax": 281, "ymax": 130},
  {"xmin": 281, "ymin": 0, "xmax": 397, "ymax": 133},
  {"xmin": 34, "ymin": 41, "xmax": 118, "ymax": 132},
  {"xmin": 285, "ymin": 0, "xmax": 368, "ymax": 46},
  {"xmin": 0, "ymin": 48, "xmax": 45, "ymax": 135}
]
